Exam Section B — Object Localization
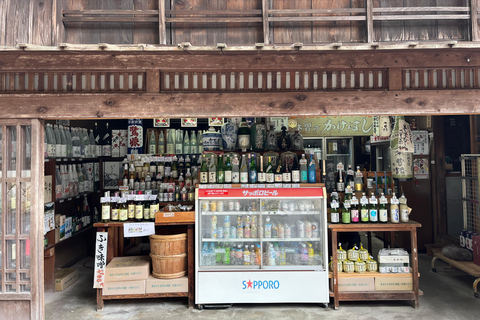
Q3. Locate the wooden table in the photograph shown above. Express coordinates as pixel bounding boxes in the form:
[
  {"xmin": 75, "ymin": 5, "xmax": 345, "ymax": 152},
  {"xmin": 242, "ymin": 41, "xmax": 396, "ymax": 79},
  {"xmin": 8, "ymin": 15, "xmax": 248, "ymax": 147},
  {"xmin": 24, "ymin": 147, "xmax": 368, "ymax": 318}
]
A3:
[
  {"xmin": 93, "ymin": 221, "xmax": 195, "ymax": 310},
  {"xmin": 431, "ymin": 247, "xmax": 480, "ymax": 298},
  {"xmin": 329, "ymin": 221, "xmax": 421, "ymax": 309}
]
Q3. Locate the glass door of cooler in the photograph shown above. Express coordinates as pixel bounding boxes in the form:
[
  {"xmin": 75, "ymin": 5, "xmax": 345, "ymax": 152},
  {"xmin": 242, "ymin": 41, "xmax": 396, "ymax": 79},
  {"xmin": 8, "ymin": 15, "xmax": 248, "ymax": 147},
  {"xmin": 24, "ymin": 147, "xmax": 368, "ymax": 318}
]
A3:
[
  {"xmin": 325, "ymin": 137, "xmax": 353, "ymax": 168},
  {"xmin": 198, "ymin": 198, "xmax": 262, "ymax": 269},
  {"xmin": 197, "ymin": 195, "xmax": 327, "ymax": 271},
  {"xmin": 260, "ymin": 198, "xmax": 325, "ymax": 270}
]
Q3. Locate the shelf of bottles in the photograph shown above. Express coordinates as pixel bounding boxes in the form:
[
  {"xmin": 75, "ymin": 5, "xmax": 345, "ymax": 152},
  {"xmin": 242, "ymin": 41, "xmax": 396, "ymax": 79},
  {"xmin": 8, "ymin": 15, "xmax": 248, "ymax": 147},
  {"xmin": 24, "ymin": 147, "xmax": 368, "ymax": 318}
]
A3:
[{"xmin": 198, "ymin": 196, "xmax": 325, "ymax": 270}]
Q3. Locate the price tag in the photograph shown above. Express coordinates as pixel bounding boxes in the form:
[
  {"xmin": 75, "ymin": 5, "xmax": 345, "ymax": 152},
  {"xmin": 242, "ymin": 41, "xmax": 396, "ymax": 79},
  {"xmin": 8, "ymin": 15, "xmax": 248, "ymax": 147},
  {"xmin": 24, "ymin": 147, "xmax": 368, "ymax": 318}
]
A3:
[
  {"xmin": 257, "ymin": 184, "xmax": 266, "ymax": 188},
  {"xmin": 331, "ymin": 201, "xmax": 339, "ymax": 209},
  {"xmin": 158, "ymin": 156, "xmax": 165, "ymax": 162},
  {"xmin": 283, "ymin": 184, "xmax": 292, "ymax": 188},
  {"xmin": 163, "ymin": 212, "xmax": 175, "ymax": 218},
  {"xmin": 118, "ymin": 197, "xmax": 127, "ymax": 204},
  {"xmin": 380, "ymin": 197, "xmax": 388, "ymax": 204},
  {"xmin": 100, "ymin": 197, "xmax": 110, "ymax": 203},
  {"xmin": 369, "ymin": 197, "xmax": 378, "ymax": 205},
  {"xmin": 344, "ymin": 202, "xmax": 351, "ymax": 209},
  {"xmin": 274, "ymin": 183, "xmax": 283, "ymax": 188},
  {"xmin": 391, "ymin": 197, "xmax": 399, "ymax": 205},
  {"xmin": 331, "ymin": 191, "xmax": 339, "ymax": 199},
  {"xmin": 266, "ymin": 184, "xmax": 275, "ymax": 188},
  {"xmin": 350, "ymin": 198, "xmax": 359, "ymax": 205},
  {"xmin": 292, "ymin": 184, "xmax": 300, "ymax": 188},
  {"xmin": 149, "ymin": 195, "xmax": 157, "ymax": 201},
  {"xmin": 224, "ymin": 184, "xmax": 232, "ymax": 188},
  {"xmin": 135, "ymin": 161, "xmax": 143, "ymax": 167},
  {"xmin": 360, "ymin": 197, "xmax": 368, "ymax": 205},
  {"xmin": 165, "ymin": 156, "xmax": 172, "ymax": 162},
  {"xmin": 336, "ymin": 162, "xmax": 344, "ymax": 171}
]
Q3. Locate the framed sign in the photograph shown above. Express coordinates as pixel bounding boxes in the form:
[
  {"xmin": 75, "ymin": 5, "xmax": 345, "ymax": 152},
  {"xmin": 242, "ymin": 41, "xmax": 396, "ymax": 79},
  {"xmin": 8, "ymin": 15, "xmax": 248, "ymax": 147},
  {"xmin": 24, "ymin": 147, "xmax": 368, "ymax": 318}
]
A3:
[
  {"xmin": 103, "ymin": 161, "xmax": 122, "ymax": 189},
  {"xmin": 181, "ymin": 118, "xmax": 197, "ymax": 127},
  {"xmin": 209, "ymin": 118, "xmax": 224, "ymax": 126},
  {"xmin": 154, "ymin": 118, "xmax": 170, "ymax": 127},
  {"xmin": 292, "ymin": 116, "xmax": 374, "ymax": 137}
]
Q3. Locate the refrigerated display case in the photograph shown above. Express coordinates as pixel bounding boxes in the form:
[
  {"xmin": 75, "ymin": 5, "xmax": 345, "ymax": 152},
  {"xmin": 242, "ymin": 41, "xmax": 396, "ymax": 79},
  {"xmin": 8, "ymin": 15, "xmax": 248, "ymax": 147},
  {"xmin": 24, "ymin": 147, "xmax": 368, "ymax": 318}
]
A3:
[
  {"xmin": 195, "ymin": 186, "xmax": 329, "ymax": 307},
  {"xmin": 303, "ymin": 137, "xmax": 354, "ymax": 168}
]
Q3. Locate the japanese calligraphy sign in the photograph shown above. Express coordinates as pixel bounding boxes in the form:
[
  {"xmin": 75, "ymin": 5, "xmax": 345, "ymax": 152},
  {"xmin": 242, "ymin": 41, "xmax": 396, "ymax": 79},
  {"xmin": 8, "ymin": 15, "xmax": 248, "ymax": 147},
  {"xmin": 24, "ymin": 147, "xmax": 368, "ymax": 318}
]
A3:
[
  {"xmin": 128, "ymin": 119, "xmax": 144, "ymax": 154},
  {"xmin": 93, "ymin": 232, "xmax": 108, "ymax": 289},
  {"xmin": 124, "ymin": 222, "xmax": 155, "ymax": 237},
  {"xmin": 292, "ymin": 116, "xmax": 374, "ymax": 137},
  {"xmin": 412, "ymin": 130, "xmax": 429, "ymax": 155}
]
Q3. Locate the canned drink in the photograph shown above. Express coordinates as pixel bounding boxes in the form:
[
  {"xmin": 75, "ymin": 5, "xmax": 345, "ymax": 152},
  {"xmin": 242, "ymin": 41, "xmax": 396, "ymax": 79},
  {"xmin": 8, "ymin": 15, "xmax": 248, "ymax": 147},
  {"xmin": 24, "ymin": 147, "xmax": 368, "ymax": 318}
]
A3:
[
  {"xmin": 217, "ymin": 226, "xmax": 223, "ymax": 239},
  {"xmin": 311, "ymin": 222, "xmax": 319, "ymax": 238},
  {"xmin": 228, "ymin": 200, "xmax": 235, "ymax": 211},
  {"xmin": 210, "ymin": 201, "xmax": 217, "ymax": 212},
  {"xmin": 217, "ymin": 200, "xmax": 225, "ymax": 212},
  {"xmin": 285, "ymin": 224, "xmax": 291, "ymax": 238},
  {"xmin": 460, "ymin": 229, "xmax": 467, "ymax": 247},
  {"xmin": 201, "ymin": 200, "xmax": 210, "ymax": 212},
  {"xmin": 230, "ymin": 226, "xmax": 236, "ymax": 239},
  {"xmin": 297, "ymin": 221, "xmax": 305, "ymax": 238},
  {"xmin": 251, "ymin": 201, "xmax": 258, "ymax": 211},
  {"xmin": 234, "ymin": 201, "xmax": 241, "ymax": 211}
]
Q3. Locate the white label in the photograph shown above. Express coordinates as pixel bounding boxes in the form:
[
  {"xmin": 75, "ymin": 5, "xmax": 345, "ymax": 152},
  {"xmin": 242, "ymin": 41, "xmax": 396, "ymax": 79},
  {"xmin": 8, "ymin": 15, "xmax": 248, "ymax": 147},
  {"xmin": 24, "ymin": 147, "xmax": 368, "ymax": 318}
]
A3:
[
  {"xmin": 350, "ymin": 198, "xmax": 359, "ymax": 205},
  {"xmin": 380, "ymin": 197, "xmax": 388, "ymax": 204},
  {"xmin": 391, "ymin": 198, "xmax": 400, "ymax": 205},
  {"xmin": 360, "ymin": 198, "xmax": 368, "ymax": 205},
  {"xmin": 331, "ymin": 201, "xmax": 339, "ymax": 209},
  {"xmin": 240, "ymin": 172, "xmax": 249, "ymax": 183},
  {"xmin": 164, "ymin": 212, "xmax": 175, "ymax": 218},
  {"xmin": 123, "ymin": 222, "xmax": 155, "ymax": 237},
  {"xmin": 369, "ymin": 198, "xmax": 378, "ymax": 205},
  {"xmin": 336, "ymin": 163, "xmax": 344, "ymax": 171}
]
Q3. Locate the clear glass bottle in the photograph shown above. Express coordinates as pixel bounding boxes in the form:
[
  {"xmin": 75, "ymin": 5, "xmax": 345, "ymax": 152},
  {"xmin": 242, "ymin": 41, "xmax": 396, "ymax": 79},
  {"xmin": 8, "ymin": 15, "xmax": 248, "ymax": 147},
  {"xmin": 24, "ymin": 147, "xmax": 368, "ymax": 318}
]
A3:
[
  {"xmin": 190, "ymin": 130, "xmax": 197, "ymax": 154},
  {"xmin": 167, "ymin": 129, "xmax": 175, "ymax": 154},
  {"xmin": 101, "ymin": 191, "xmax": 111, "ymax": 223},
  {"xmin": 231, "ymin": 154, "xmax": 240, "ymax": 183},
  {"xmin": 240, "ymin": 154, "xmax": 248, "ymax": 184},
  {"xmin": 149, "ymin": 130, "xmax": 157, "ymax": 154},
  {"xmin": 157, "ymin": 130, "xmax": 165, "ymax": 154}
]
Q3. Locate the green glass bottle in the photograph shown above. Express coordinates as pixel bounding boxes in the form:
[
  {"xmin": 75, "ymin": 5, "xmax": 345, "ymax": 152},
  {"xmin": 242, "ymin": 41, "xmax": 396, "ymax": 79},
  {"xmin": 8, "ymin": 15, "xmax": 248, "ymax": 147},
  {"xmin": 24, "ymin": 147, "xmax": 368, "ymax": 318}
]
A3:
[
  {"xmin": 200, "ymin": 156, "xmax": 208, "ymax": 184},
  {"xmin": 249, "ymin": 154, "xmax": 257, "ymax": 183},
  {"xmin": 224, "ymin": 156, "xmax": 232, "ymax": 183},
  {"xmin": 217, "ymin": 155, "xmax": 225, "ymax": 183}
]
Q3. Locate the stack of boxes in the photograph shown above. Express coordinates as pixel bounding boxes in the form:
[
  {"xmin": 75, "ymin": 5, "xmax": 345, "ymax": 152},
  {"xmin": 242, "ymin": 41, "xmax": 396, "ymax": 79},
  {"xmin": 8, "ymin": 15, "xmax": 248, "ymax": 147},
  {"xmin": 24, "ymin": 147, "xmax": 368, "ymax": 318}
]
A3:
[{"xmin": 103, "ymin": 255, "xmax": 188, "ymax": 295}]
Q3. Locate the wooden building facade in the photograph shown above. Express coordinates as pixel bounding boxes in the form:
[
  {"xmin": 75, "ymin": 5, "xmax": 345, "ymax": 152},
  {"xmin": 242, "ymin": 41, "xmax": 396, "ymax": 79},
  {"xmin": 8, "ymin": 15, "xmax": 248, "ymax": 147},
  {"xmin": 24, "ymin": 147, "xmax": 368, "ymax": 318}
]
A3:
[{"xmin": 1, "ymin": 1, "xmax": 480, "ymax": 319}]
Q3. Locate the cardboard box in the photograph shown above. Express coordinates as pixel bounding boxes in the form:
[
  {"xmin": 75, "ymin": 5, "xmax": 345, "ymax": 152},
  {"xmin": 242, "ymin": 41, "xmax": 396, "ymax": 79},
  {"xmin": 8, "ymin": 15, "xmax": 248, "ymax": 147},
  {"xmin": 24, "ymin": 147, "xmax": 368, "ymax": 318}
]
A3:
[
  {"xmin": 473, "ymin": 235, "xmax": 480, "ymax": 267},
  {"xmin": 104, "ymin": 256, "xmax": 150, "ymax": 282},
  {"xmin": 103, "ymin": 280, "xmax": 146, "ymax": 296},
  {"xmin": 44, "ymin": 175, "xmax": 53, "ymax": 203},
  {"xmin": 330, "ymin": 277, "xmax": 375, "ymax": 292},
  {"xmin": 375, "ymin": 276, "xmax": 413, "ymax": 291},
  {"xmin": 55, "ymin": 268, "xmax": 78, "ymax": 291},
  {"xmin": 146, "ymin": 275, "xmax": 188, "ymax": 294}
]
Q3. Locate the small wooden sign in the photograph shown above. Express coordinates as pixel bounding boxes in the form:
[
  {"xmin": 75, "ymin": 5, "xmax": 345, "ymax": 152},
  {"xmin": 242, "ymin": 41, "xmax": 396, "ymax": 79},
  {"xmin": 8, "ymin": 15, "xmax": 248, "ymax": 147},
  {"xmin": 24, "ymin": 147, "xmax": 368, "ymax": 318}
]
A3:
[{"xmin": 93, "ymin": 232, "xmax": 108, "ymax": 289}]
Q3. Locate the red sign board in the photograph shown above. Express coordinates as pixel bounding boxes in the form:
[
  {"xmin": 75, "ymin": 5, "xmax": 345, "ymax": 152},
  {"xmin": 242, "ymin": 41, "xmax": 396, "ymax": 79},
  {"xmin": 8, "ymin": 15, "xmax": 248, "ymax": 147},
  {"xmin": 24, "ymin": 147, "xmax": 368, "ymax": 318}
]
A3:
[{"xmin": 198, "ymin": 188, "xmax": 324, "ymax": 198}]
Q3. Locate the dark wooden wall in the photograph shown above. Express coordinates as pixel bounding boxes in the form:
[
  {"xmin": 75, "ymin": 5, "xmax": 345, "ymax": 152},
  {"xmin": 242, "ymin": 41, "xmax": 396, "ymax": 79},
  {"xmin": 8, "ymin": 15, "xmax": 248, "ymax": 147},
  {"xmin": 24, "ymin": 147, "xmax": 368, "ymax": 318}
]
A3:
[{"xmin": 0, "ymin": 0, "xmax": 473, "ymax": 46}]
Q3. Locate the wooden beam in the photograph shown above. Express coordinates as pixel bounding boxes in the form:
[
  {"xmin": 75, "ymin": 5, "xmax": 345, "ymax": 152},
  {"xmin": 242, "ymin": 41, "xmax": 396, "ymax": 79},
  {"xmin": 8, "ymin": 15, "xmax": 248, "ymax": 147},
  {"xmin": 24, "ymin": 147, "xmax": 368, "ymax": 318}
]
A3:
[
  {"xmin": 158, "ymin": 0, "xmax": 166, "ymax": 45},
  {"xmin": 1, "ymin": 49, "xmax": 480, "ymax": 71},
  {"xmin": 1, "ymin": 90, "xmax": 480, "ymax": 119},
  {"xmin": 262, "ymin": 0, "xmax": 269, "ymax": 45},
  {"xmin": 472, "ymin": 0, "xmax": 479, "ymax": 41}
]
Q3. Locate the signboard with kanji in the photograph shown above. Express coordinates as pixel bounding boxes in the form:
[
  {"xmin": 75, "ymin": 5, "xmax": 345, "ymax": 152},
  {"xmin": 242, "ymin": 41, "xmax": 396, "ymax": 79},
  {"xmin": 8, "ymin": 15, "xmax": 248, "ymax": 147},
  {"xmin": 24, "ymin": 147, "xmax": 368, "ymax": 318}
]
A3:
[
  {"xmin": 93, "ymin": 232, "xmax": 108, "ymax": 289},
  {"xmin": 291, "ymin": 116, "xmax": 374, "ymax": 137}
]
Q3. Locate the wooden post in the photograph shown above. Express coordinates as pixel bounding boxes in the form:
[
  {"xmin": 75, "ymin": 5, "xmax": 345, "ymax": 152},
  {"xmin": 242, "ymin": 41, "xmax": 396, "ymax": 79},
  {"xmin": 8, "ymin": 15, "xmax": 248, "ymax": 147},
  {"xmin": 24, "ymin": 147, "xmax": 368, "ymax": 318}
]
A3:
[
  {"xmin": 146, "ymin": 70, "xmax": 160, "ymax": 93},
  {"xmin": 366, "ymin": 0, "xmax": 374, "ymax": 43},
  {"xmin": 388, "ymin": 68, "xmax": 403, "ymax": 91},
  {"xmin": 472, "ymin": 0, "xmax": 479, "ymax": 41},
  {"xmin": 262, "ymin": 0, "xmax": 270, "ymax": 45},
  {"xmin": 159, "ymin": 0, "xmax": 167, "ymax": 45},
  {"xmin": 410, "ymin": 227, "xmax": 419, "ymax": 308}
]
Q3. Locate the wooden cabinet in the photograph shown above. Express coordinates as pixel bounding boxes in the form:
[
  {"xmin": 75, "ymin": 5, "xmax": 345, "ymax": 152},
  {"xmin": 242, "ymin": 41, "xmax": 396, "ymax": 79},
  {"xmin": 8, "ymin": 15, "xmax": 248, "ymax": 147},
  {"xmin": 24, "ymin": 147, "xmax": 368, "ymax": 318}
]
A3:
[{"xmin": 329, "ymin": 221, "xmax": 421, "ymax": 309}]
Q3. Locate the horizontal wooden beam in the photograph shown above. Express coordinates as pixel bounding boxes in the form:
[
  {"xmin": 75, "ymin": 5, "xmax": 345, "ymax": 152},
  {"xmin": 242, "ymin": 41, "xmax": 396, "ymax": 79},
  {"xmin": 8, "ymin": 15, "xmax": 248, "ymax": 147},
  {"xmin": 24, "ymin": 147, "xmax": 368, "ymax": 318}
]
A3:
[
  {"xmin": 63, "ymin": 10, "xmax": 159, "ymax": 16},
  {"xmin": 0, "ymin": 49, "xmax": 479, "ymax": 71},
  {"xmin": 269, "ymin": 17, "xmax": 365, "ymax": 22},
  {"xmin": 1, "ymin": 90, "xmax": 479, "ymax": 120},
  {"xmin": 373, "ymin": 7, "xmax": 470, "ymax": 13},
  {"xmin": 373, "ymin": 14, "xmax": 470, "ymax": 21},
  {"xmin": 63, "ymin": 16, "xmax": 158, "ymax": 23},
  {"xmin": 268, "ymin": 9, "xmax": 366, "ymax": 14}
]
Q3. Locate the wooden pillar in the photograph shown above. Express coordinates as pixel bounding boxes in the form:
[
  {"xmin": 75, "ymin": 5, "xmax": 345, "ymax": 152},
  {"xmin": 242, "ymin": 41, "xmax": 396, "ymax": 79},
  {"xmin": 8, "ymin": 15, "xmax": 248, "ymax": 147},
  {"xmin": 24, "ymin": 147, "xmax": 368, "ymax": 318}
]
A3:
[
  {"xmin": 262, "ymin": 0, "xmax": 270, "ymax": 45},
  {"xmin": 472, "ymin": 0, "xmax": 479, "ymax": 41},
  {"xmin": 366, "ymin": 0, "xmax": 374, "ymax": 43},
  {"xmin": 159, "ymin": 0, "xmax": 166, "ymax": 45}
]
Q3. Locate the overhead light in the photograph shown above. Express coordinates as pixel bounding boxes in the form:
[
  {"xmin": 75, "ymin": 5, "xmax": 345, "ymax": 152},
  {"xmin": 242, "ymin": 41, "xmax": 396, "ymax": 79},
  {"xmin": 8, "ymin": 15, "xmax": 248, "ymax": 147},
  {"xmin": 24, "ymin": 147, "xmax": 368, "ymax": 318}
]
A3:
[{"xmin": 216, "ymin": 43, "xmax": 227, "ymax": 49}]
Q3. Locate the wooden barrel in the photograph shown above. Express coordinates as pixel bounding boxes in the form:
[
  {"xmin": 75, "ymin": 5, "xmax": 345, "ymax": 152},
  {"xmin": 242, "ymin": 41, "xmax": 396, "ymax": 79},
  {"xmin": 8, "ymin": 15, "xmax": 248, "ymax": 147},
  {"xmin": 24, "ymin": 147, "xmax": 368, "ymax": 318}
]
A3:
[
  {"xmin": 149, "ymin": 233, "xmax": 187, "ymax": 256},
  {"xmin": 149, "ymin": 253, "xmax": 187, "ymax": 279}
]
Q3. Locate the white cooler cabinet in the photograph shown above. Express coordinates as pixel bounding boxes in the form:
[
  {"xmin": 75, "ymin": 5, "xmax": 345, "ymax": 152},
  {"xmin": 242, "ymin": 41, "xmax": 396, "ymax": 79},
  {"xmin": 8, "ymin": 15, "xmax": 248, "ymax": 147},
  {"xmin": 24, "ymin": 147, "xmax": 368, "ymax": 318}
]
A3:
[{"xmin": 195, "ymin": 186, "xmax": 329, "ymax": 306}]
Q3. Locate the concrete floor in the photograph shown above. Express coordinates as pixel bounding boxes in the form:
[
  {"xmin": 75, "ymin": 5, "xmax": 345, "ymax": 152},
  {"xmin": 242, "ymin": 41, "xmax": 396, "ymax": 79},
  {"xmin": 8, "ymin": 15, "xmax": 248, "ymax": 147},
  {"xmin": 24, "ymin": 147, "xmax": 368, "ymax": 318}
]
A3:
[{"xmin": 45, "ymin": 250, "xmax": 480, "ymax": 320}]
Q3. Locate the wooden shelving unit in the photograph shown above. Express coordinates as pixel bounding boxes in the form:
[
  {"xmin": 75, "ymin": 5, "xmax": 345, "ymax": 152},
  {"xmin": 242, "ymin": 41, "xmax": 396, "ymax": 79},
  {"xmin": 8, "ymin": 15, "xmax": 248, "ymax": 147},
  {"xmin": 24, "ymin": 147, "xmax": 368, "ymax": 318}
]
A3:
[
  {"xmin": 329, "ymin": 221, "xmax": 421, "ymax": 309},
  {"xmin": 93, "ymin": 218, "xmax": 195, "ymax": 310}
]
